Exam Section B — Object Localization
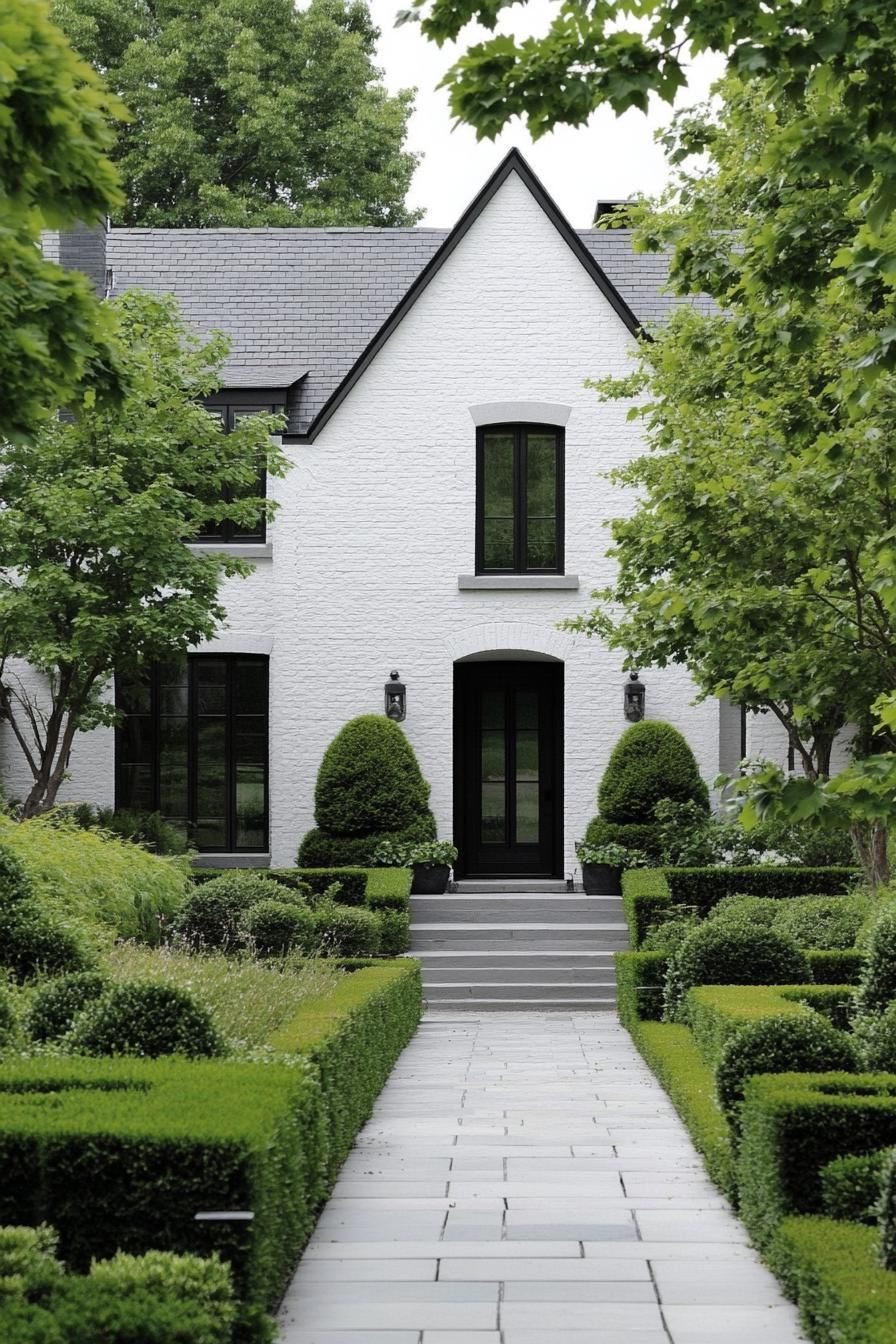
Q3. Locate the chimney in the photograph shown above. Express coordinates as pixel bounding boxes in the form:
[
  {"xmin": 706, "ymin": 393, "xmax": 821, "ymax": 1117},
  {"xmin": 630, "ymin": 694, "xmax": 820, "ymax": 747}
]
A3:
[{"xmin": 42, "ymin": 219, "xmax": 110, "ymax": 298}]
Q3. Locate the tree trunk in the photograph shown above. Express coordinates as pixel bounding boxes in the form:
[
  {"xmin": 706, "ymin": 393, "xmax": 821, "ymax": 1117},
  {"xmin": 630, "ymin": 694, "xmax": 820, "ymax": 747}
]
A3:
[{"xmin": 850, "ymin": 820, "xmax": 891, "ymax": 889}]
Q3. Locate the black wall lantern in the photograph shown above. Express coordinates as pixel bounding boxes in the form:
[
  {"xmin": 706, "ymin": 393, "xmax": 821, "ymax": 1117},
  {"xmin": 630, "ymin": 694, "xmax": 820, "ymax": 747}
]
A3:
[
  {"xmin": 623, "ymin": 670, "xmax": 646, "ymax": 722},
  {"xmin": 384, "ymin": 670, "xmax": 406, "ymax": 722}
]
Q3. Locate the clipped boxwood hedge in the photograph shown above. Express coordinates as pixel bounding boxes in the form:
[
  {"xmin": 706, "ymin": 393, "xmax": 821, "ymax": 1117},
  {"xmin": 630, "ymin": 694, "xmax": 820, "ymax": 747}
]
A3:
[
  {"xmin": 621, "ymin": 869, "xmax": 671, "ymax": 947},
  {"xmin": 363, "ymin": 867, "xmax": 413, "ymax": 910},
  {"xmin": 806, "ymin": 949, "xmax": 864, "ymax": 985},
  {"xmin": 0, "ymin": 1055, "xmax": 325, "ymax": 1337},
  {"xmin": 661, "ymin": 866, "xmax": 859, "ymax": 916},
  {"xmin": 615, "ymin": 951, "xmax": 667, "ymax": 1026},
  {"xmin": 768, "ymin": 1216, "xmax": 896, "ymax": 1344},
  {"xmin": 268, "ymin": 960, "xmax": 421, "ymax": 1182},
  {"xmin": 738, "ymin": 1071, "xmax": 896, "ymax": 1251},
  {"xmin": 820, "ymin": 1150, "xmax": 889, "ymax": 1224}
]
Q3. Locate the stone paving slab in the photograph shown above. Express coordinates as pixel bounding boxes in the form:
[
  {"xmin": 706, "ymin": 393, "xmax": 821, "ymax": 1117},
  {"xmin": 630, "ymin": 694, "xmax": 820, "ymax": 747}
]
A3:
[{"xmin": 277, "ymin": 1012, "xmax": 806, "ymax": 1343}]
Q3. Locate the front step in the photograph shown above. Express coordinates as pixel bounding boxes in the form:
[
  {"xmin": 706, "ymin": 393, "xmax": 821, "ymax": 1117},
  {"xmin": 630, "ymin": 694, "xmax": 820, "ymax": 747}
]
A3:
[
  {"xmin": 454, "ymin": 879, "xmax": 569, "ymax": 894},
  {"xmin": 408, "ymin": 884, "xmax": 628, "ymax": 1012}
]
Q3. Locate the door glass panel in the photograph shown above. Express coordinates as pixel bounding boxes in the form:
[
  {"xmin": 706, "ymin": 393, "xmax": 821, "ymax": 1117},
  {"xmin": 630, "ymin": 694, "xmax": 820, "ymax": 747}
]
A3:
[
  {"xmin": 481, "ymin": 783, "xmax": 506, "ymax": 844},
  {"xmin": 481, "ymin": 689, "xmax": 504, "ymax": 729},
  {"xmin": 482, "ymin": 433, "xmax": 514, "ymax": 569},
  {"xmin": 526, "ymin": 433, "xmax": 557, "ymax": 569},
  {"xmin": 516, "ymin": 730, "xmax": 538, "ymax": 780},
  {"xmin": 515, "ymin": 782, "xmax": 539, "ymax": 843}
]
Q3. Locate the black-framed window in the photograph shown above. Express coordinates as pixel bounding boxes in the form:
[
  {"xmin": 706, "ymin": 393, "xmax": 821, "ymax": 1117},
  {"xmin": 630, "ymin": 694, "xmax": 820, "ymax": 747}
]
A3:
[
  {"xmin": 116, "ymin": 655, "xmax": 269, "ymax": 853},
  {"xmin": 475, "ymin": 424, "xmax": 564, "ymax": 574},
  {"xmin": 195, "ymin": 404, "xmax": 279, "ymax": 544}
]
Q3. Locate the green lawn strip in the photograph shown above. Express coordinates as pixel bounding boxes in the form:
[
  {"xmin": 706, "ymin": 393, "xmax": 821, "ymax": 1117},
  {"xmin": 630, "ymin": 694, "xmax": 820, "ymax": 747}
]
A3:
[
  {"xmin": 768, "ymin": 1216, "xmax": 896, "ymax": 1344},
  {"xmin": 625, "ymin": 1018, "xmax": 736, "ymax": 1198}
]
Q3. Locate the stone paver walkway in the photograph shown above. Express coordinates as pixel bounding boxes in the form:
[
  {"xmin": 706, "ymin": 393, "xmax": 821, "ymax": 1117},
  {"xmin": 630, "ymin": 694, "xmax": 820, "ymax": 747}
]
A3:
[{"xmin": 278, "ymin": 1012, "xmax": 807, "ymax": 1344}]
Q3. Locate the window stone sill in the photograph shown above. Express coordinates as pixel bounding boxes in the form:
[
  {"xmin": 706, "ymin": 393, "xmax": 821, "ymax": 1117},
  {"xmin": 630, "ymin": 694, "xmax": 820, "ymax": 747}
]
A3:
[
  {"xmin": 458, "ymin": 574, "xmax": 580, "ymax": 591},
  {"xmin": 187, "ymin": 542, "xmax": 273, "ymax": 559},
  {"xmin": 192, "ymin": 853, "xmax": 271, "ymax": 869}
]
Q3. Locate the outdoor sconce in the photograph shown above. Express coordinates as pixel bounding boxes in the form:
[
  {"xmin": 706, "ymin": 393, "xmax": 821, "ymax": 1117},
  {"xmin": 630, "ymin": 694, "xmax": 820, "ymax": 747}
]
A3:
[
  {"xmin": 384, "ymin": 670, "xmax": 407, "ymax": 722},
  {"xmin": 623, "ymin": 670, "xmax": 646, "ymax": 722}
]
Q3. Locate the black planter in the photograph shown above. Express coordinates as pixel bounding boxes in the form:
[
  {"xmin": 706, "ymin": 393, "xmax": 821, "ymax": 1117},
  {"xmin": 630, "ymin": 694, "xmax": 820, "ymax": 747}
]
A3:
[
  {"xmin": 411, "ymin": 863, "xmax": 451, "ymax": 895},
  {"xmin": 582, "ymin": 862, "xmax": 622, "ymax": 896}
]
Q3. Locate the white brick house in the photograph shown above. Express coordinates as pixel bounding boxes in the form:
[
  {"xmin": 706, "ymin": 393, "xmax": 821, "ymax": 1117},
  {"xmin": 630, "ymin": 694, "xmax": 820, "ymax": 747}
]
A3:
[{"xmin": 12, "ymin": 150, "xmax": 794, "ymax": 875}]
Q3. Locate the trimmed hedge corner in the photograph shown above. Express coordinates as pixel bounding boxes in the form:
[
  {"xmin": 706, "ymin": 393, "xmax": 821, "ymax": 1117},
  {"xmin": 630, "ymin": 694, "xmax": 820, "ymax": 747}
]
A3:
[
  {"xmin": 768, "ymin": 1216, "xmax": 896, "ymax": 1344},
  {"xmin": 621, "ymin": 869, "xmax": 671, "ymax": 947},
  {"xmin": 615, "ymin": 951, "xmax": 667, "ymax": 1026},
  {"xmin": 738, "ymin": 1072, "xmax": 896, "ymax": 1251}
]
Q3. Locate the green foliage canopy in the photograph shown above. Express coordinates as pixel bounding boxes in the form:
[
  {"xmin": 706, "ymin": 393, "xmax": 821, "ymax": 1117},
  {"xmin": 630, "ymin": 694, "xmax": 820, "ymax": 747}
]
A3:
[
  {"xmin": 0, "ymin": 0, "xmax": 125, "ymax": 440},
  {"xmin": 52, "ymin": 0, "xmax": 420, "ymax": 226},
  {"xmin": 405, "ymin": 0, "xmax": 896, "ymax": 378},
  {"xmin": 0, "ymin": 290, "xmax": 287, "ymax": 816}
]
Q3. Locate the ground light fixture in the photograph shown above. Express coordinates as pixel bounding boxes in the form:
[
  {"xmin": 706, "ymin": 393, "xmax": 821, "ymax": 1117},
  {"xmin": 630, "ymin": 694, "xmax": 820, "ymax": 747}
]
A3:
[
  {"xmin": 385, "ymin": 670, "xmax": 407, "ymax": 722},
  {"xmin": 623, "ymin": 670, "xmax": 646, "ymax": 721}
]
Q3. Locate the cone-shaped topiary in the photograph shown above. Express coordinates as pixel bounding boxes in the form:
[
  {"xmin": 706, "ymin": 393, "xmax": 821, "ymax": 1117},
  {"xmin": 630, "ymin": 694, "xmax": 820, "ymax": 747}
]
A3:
[
  {"xmin": 597, "ymin": 720, "xmax": 709, "ymax": 824},
  {"xmin": 298, "ymin": 715, "xmax": 437, "ymax": 866}
]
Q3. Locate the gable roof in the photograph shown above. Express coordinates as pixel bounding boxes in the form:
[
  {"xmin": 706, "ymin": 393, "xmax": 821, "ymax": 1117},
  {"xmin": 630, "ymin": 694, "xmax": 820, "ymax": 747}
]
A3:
[{"xmin": 108, "ymin": 149, "xmax": 712, "ymax": 439}]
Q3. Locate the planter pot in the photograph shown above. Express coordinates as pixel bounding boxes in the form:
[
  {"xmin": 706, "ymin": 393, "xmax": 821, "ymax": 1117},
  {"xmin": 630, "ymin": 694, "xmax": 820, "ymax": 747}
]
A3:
[
  {"xmin": 411, "ymin": 863, "xmax": 451, "ymax": 895},
  {"xmin": 582, "ymin": 862, "xmax": 622, "ymax": 896}
]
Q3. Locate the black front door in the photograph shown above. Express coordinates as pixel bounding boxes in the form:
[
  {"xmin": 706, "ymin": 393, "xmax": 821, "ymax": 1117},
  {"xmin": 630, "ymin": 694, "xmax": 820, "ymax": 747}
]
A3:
[{"xmin": 454, "ymin": 661, "xmax": 563, "ymax": 878}]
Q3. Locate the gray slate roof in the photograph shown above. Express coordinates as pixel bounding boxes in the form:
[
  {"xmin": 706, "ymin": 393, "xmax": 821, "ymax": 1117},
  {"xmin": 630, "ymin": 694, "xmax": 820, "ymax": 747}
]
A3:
[{"xmin": 109, "ymin": 224, "xmax": 710, "ymax": 436}]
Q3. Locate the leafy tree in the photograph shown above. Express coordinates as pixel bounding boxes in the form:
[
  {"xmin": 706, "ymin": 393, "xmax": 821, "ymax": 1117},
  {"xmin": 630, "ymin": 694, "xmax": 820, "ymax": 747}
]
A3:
[
  {"xmin": 0, "ymin": 0, "xmax": 125, "ymax": 441},
  {"xmin": 0, "ymin": 291, "xmax": 287, "ymax": 817},
  {"xmin": 52, "ymin": 0, "xmax": 420, "ymax": 226},
  {"xmin": 405, "ymin": 0, "xmax": 896, "ymax": 379}
]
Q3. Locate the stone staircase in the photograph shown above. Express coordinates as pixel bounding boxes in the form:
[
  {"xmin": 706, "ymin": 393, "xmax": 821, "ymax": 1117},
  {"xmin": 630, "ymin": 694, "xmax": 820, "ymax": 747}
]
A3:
[{"xmin": 407, "ymin": 880, "xmax": 628, "ymax": 1011}]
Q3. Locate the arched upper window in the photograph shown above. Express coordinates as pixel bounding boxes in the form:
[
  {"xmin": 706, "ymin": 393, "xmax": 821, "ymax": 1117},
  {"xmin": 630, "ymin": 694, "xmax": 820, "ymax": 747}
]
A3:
[{"xmin": 475, "ymin": 424, "xmax": 564, "ymax": 575}]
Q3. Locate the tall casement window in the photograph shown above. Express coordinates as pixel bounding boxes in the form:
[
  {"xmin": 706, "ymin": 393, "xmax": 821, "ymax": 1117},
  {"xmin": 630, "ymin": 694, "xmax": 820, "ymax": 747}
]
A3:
[
  {"xmin": 116, "ymin": 656, "xmax": 269, "ymax": 853},
  {"xmin": 196, "ymin": 404, "xmax": 278, "ymax": 544},
  {"xmin": 475, "ymin": 424, "xmax": 564, "ymax": 574}
]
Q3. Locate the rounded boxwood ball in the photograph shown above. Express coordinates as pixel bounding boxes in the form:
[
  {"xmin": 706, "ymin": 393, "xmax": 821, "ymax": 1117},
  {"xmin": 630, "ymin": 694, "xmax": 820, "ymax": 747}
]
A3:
[
  {"xmin": 855, "ymin": 905, "xmax": 896, "ymax": 1017},
  {"xmin": 664, "ymin": 921, "xmax": 811, "ymax": 1020},
  {"xmin": 68, "ymin": 981, "xmax": 224, "ymax": 1058},
  {"xmin": 716, "ymin": 1013, "xmax": 859, "ymax": 1126},
  {"xmin": 597, "ymin": 720, "xmax": 709, "ymax": 824},
  {"xmin": 174, "ymin": 873, "xmax": 275, "ymax": 951},
  {"xmin": 314, "ymin": 904, "xmax": 381, "ymax": 957},
  {"xmin": 313, "ymin": 715, "xmax": 432, "ymax": 837},
  {"xmin": 243, "ymin": 899, "xmax": 313, "ymax": 956},
  {"xmin": 27, "ymin": 970, "xmax": 110, "ymax": 1042}
]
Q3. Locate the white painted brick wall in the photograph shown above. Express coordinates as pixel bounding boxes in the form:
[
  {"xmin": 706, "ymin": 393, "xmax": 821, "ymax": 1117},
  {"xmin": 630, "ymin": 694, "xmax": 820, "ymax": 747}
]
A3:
[{"xmin": 5, "ymin": 170, "xmax": 720, "ymax": 870}]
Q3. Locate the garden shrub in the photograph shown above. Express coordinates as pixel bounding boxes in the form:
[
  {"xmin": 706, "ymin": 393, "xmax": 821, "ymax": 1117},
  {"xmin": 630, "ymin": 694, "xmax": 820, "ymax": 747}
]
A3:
[
  {"xmin": 598, "ymin": 720, "xmax": 709, "ymax": 823},
  {"xmin": 664, "ymin": 921, "xmax": 811, "ymax": 1020},
  {"xmin": 0, "ymin": 1278, "xmax": 236, "ymax": 1344},
  {"xmin": 807, "ymin": 949, "xmax": 864, "ymax": 984},
  {"xmin": 0, "ymin": 1224, "xmax": 62, "ymax": 1301},
  {"xmin": 26, "ymin": 971, "xmax": 110, "ymax": 1043},
  {"xmin": 772, "ymin": 894, "xmax": 870, "ymax": 950},
  {"xmin": 584, "ymin": 817, "xmax": 665, "ymax": 861},
  {"xmin": 174, "ymin": 873, "xmax": 276, "ymax": 950},
  {"xmin": 615, "ymin": 951, "xmax": 667, "ymax": 1026},
  {"xmin": 640, "ymin": 914, "xmax": 697, "ymax": 954},
  {"xmin": 620, "ymin": 868, "xmax": 671, "ymax": 946},
  {"xmin": 768, "ymin": 1216, "xmax": 896, "ymax": 1344},
  {"xmin": 378, "ymin": 909, "xmax": 411, "ymax": 956},
  {"xmin": 67, "ymin": 981, "xmax": 224, "ymax": 1058},
  {"xmin": 0, "ymin": 988, "xmax": 15, "ymax": 1049},
  {"xmin": 708, "ymin": 894, "xmax": 780, "ymax": 927},
  {"xmin": 661, "ymin": 866, "xmax": 858, "ymax": 916},
  {"xmin": 313, "ymin": 904, "xmax": 381, "ymax": 957},
  {"xmin": 685, "ymin": 985, "xmax": 810, "ymax": 1067},
  {"xmin": 363, "ymin": 867, "xmax": 412, "ymax": 910},
  {"xmin": 715, "ymin": 1014, "xmax": 859, "ymax": 1128},
  {"xmin": 269, "ymin": 960, "xmax": 421, "ymax": 1181},
  {"xmin": 0, "ymin": 816, "xmax": 186, "ymax": 945},
  {"xmin": 282, "ymin": 869, "xmax": 364, "ymax": 904},
  {"xmin": 820, "ymin": 1150, "xmax": 889, "ymax": 1225},
  {"xmin": 737, "ymin": 1072, "xmax": 896, "ymax": 1250},
  {"xmin": 299, "ymin": 815, "xmax": 436, "ymax": 869},
  {"xmin": 855, "ymin": 905, "xmax": 896, "ymax": 1018},
  {"xmin": 880, "ymin": 1146, "xmax": 896, "ymax": 1270},
  {"xmin": 0, "ymin": 905, "xmax": 93, "ymax": 983},
  {"xmin": 86, "ymin": 1249, "xmax": 235, "ymax": 1340},
  {"xmin": 65, "ymin": 804, "xmax": 191, "ymax": 858},
  {"xmin": 855, "ymin": 1002, "xmax": 896, "ymax": 1072},
  {"xmin": 242, "ymin": 900, "xmax": 313, "ymax": 957},
  {"xmin": 0, "ymin": 1054, "xmax": 326, "ymax": 1331}
]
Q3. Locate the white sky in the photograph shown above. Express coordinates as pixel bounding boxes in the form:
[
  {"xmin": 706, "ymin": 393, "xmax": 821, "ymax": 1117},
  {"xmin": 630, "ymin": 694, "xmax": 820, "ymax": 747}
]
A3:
[{"xmin": 368, "ymin": 0, "xmax": 725, "ymax": 227}]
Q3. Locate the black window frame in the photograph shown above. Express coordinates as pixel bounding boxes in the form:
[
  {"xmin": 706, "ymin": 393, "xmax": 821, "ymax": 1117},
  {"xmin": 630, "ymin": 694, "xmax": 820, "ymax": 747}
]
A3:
[
  {"xmin": 475, "ymin": 423, "xmax": 565, "ymax": 575},
  {"xmin": 194, "ymin": 403, "xmax": 281, "ymax": 545},
  {"xmin": 115, "ymin": 654, "xmax": 270, "ymax": 854}
]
